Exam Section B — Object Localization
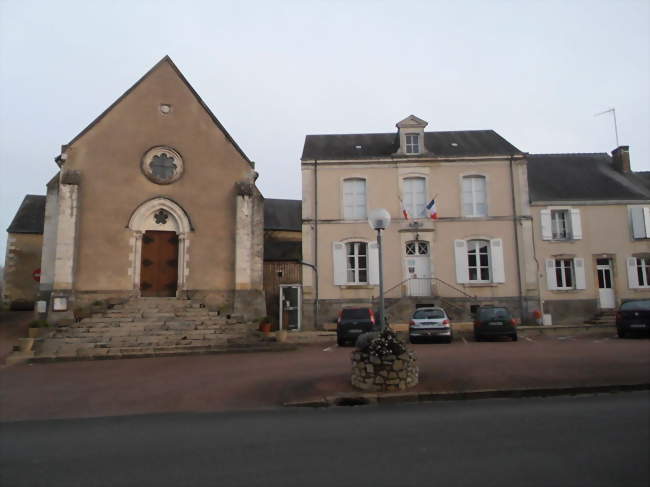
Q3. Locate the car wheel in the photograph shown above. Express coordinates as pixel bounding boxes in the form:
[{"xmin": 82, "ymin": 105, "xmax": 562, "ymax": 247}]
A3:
[
  {"xmin": 337, "ymin": 335, "xmax": 345, "ymax": 346},
  {"xmin": 512, "ymin": 333, "xmax": 518, "ymax": 342},
  {"xmin": 445, "ymin": 335, "xmax": 453, "ymax": 344},
  {"xmin": 617, "ymin": 328, "xmax": 625, "ymax": 339},
  {"xmin": 409, "ymin": 336, "xmax": 417, "ymax": 344},
  {"xmin": 474, "ymin": 333, "xmax": 481, "ymax": 342}
]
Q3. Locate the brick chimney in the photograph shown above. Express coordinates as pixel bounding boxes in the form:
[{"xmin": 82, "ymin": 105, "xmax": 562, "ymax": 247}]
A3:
[{"xmin": 612, "ymin": 146, "xmax": 630, "ymax": 173}]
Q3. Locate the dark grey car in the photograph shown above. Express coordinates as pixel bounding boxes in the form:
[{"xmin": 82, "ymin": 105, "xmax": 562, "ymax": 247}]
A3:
[{"xmin": 474, "ymin": 306, "xmax": 517, "ymax": 341}]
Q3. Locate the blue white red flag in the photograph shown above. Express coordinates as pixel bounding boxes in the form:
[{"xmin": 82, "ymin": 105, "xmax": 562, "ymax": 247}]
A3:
[
  {"xmin": 399, "ymin": 196, "xmax": 409, "ymax": 220},
  {"xmin": 426, "ymin": 199, "xmax": 438, "ymax": 219}
]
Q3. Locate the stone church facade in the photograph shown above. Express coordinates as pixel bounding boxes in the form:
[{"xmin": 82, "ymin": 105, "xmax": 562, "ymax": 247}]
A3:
[{"xmin": 38, "ymin": 56, "xmax": 265, "ymax": 321}]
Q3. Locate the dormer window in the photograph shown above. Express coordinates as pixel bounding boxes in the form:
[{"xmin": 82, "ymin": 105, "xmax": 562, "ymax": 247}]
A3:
[{"xmin": 405, "ymin": 133, "xmax": 420, "ymax": 154}]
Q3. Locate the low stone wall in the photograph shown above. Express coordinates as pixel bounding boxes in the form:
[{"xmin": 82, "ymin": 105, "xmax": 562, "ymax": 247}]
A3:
[{"xmin": 351, "ymin": 350, "xmax": 419, "ymax": 392}]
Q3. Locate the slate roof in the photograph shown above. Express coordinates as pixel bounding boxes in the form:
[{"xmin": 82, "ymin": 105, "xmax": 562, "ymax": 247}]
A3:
[
  {"xmin": 7, "ymin": 195, "xmax": 46, "ymax": 234},
  {"xmin": 301, "ymin": 130, "xmax": 522, "ymax": 160},
  {"xmin": 264, "ymin": 199, "xmax": 301, "ymax": 231},
  {"xmin": 264, "ymin": 240, "xmax": 302, "ymax": 261},
  {"xmin": 526, "ymin": 153, "xmax": 650, "ymax": 202}
]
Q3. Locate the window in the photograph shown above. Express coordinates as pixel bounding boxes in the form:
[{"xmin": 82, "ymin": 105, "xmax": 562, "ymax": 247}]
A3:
[
  {"xmin": 462, "ymin": 176, "xmax": 487, "ymax": 217},
  {"xmin": 405, "ymin": 240, "xmax": 429, "ymax": 256},
  {"xmin": 403, "ymin": 177, "xmax": 426, "ymax": 218},
  {"xmin": 551, "ymin": 210, "xmax": 571, "ymax": 240},
  {"xmin": 630, "ymin": 207, "xmax": 650, "ymax": 239},
  {"xmin": 346, "ymin": 242, "xmax": 367, "ymax": 284},
  {"xmin": 467, "ymin": 239, "xmax": 490, "ymax": 282},
  {"xmin": 405, "ymin": 133, "xmax": 419, "ymax": 154},
  {"xmin": 636, "ymin": 257, "xmax": 650, "ymax": 287},
  {"xmin": 342, "ymin": 178, "xmax": 366, "ymax": 220},
  {"xmin": 555, "ymin": 259, "xmax": 574, "ymax": 289}
]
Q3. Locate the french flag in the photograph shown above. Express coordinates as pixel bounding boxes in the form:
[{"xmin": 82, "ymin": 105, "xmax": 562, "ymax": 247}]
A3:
[
  {"xmin": 399, "ymin": 196, "xmax": 409, "ymax": 220},
  {"xmin": 426, "ymin": 199, "xmax": 438, "ymax": 220}
]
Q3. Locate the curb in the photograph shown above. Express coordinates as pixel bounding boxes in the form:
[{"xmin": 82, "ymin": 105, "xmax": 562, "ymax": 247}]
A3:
[{"xmin": 283, "ymin": 383, "xmax": 650, "ymax": 409}]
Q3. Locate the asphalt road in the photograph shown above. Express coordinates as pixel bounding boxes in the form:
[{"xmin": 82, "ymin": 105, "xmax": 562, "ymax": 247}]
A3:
[{"xmin": 1, "ymin": 392, "xmax": 648, "ymax": 487}]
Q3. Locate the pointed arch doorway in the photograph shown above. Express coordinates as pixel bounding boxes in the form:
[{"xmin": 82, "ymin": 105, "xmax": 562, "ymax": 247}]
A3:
[{"xmin": 128, "ymin": 198, "xmax": 192, "ymax": 297}]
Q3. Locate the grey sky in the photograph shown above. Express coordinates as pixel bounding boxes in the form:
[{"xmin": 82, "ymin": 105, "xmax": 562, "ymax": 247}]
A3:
[{"xmin": 1, "ymin": 0, "xmax": 648, "ymax": 260}]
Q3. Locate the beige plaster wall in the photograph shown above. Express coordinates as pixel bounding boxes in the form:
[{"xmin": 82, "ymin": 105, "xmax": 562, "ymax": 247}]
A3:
[
  {"xmin": 2, "ymin": 233, "xmax": 43, "ymax": 306},
  {"xmin": 533, "ymin": 204, "xmax": 650, "ymax": 303},
  {"xmin": 60, "ymin": 61, "xmax": 253, "ymax": 293}
]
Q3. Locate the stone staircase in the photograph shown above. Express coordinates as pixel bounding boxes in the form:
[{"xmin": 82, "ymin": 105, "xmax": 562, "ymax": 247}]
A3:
[
  {"xmin": 32, "ymin": 297, "xmax": 285, "ymax": 361},
  {"xmin": 585, "ymin": 310, "xmax": 617, "ymax": 325}
]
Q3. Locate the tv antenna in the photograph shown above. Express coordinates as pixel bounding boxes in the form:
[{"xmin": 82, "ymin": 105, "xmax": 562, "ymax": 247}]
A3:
[{"xmin": 594, "ymin": 107, "xmax": 619, "ymax": 147}]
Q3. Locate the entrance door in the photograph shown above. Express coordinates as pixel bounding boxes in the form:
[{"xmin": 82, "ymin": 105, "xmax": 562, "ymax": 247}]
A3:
[
  {"xmin": 279, "ymin": 285, "xmax": 301, "ymax": 330},
  {"xmin": 140, "ymin": 230, "xmax": 178, "ymax": 297},
  {"xmin": 405, "ymin": 241, "xmax": 432, "ymax": 297},
  {"xmin": 596, "ymin": 258, "xmax": 615, "ymax": 309}
]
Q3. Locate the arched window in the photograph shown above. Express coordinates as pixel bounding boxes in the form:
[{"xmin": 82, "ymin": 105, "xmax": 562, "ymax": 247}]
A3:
[
  {"xmin": 462, "ymin": 175, "xmax": 487, "ymax": 217},
  {"xmin": 342, "ymin": 178, "xmax": 367, "ymax": 220},
  {"xmin": 403, "ymin": 177, "xmax": 426, "ymax": 218}
]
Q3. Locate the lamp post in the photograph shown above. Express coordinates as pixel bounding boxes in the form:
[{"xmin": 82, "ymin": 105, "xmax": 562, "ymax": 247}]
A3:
[{"xmin": 368, "ymin": 208, "xmax": 391, "ymax": 331}]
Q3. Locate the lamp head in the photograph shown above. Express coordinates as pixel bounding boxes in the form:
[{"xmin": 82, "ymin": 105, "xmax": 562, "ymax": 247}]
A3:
[{"xmin": 368, "ymin": 208, "xmax": 391, "ymax": 230}]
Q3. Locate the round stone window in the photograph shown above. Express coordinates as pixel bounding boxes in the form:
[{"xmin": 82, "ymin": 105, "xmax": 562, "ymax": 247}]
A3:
[{"xmin": 141, "ymin": 146, "xmax": 184, "ymax": 185}]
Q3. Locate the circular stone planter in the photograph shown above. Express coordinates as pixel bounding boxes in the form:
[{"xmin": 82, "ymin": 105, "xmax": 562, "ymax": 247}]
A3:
[{"xmin": 351, "ymin": 349, "xmax": 419, "ymax": 392}]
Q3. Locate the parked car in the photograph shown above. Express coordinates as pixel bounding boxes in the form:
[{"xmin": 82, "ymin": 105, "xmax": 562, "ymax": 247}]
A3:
[
  {"xmin": 616, "ymin": 299, "xmax": 650, "ymax": 338},
  {"xmin": 409, "ymin": 307, "xmax": 452, "ymax": 343},
  {"xmin": 474, "ymin": 306, "xmax": 518, "ymax": 341},
  {"xmin": 336, "ymin": 308, "xmax": 376, "ymax": 346}
]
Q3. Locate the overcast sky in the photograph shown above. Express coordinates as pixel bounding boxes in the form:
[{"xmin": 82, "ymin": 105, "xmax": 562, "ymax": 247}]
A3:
[{"xmin": 1, "ymin": 0, "xmax": 648, "ymax": 260}]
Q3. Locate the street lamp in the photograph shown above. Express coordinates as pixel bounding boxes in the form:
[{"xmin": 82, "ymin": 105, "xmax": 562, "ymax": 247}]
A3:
[{"xmin": 368, "ymin": 208, "xmax": 391, "ymax": 330}]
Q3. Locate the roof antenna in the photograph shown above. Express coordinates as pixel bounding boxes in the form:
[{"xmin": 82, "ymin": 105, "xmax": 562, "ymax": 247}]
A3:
[{"xmin": 594, "ymin": 107, "xmax": 619, "ymax": 147}]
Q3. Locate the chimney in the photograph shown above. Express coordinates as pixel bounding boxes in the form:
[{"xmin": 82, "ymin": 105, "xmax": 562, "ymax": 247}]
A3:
[{"xmin": 612, "ymin": 146, "xmax": 630, "ymax": 173}]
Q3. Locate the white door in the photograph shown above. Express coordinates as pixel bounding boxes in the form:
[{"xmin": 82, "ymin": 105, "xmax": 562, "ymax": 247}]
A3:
[
  {"xmin": 405, "ymin": 241, "xmax": 432, "ymax": 296},
  {"xmin": 596, "ymin": 259, "xmax": 615, "ymax": 309},
  {"xmin": 279, "ymin": 285, "xmax": 301, "ymax": 330}
]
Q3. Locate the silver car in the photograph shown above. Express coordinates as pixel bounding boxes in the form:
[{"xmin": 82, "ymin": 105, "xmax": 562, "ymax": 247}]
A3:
[{"xmin": 409, "ymin": 307, "xmax": 453, "ymax": 343}]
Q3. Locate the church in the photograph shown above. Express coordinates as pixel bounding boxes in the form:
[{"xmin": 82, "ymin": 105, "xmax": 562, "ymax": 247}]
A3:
[{"xmin": 36, "ymin": 56, "xmax": 266, "ymax": 321}]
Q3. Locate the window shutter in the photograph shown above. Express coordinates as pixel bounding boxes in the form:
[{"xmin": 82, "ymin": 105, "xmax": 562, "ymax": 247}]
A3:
[
  {"xmin": 644, "ymin": 208, "xmax": 650, "ymax": 238},
  {"xmin": 368, "ymin": 242, "xmax": 379, "ymax": 285},
  {"xmin": 630, "ymin": 207, "xmax": 646, "ymax": 239},
  {"xmin": 570, "ymin": 209, "xmax": 582, "ymax": 240},
  {"xmin": 332, "ymin": 242, "xmax": 346, "ymax": 285},
  {"xmin": 454, "ymin": 240, "xmax": 468, "ymax": 284},
  {"xmin": 545, "ymin": 259, "xmax": 557, "ymax": 290},
  {"xmin": 574, "ymin": 258, "xmax": 586, "ymax": 290},
  {"xmin": 490, "ymin": 238, "xmax": 505, "ymax": 283},
  {"xmin": 627, "ymin": 257, "xmax": 639, "ymax": 288},
  {"xmin": 540, "ymin": 209, "xmax": 552, "ymax": 240}
]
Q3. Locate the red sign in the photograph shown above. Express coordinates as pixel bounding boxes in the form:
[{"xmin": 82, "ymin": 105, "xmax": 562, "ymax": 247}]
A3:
[{"xmin": 32, "ymin": 268, "xmax": 41, "ymax": 282}]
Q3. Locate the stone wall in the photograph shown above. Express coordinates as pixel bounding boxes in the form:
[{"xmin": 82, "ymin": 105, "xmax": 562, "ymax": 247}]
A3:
[
  {"xmin": 351, "ymin": 349, "xmax": 419, "ymax": 392},
  {"xmin": 2, "ymin": 233, "xmax": 43, "ymax": 309}
]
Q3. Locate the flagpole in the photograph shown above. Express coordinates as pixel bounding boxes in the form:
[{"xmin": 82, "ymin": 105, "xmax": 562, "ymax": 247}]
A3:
[{"xmin": 595, "ymin": 108, "xmax": 619, "ymax": 147}]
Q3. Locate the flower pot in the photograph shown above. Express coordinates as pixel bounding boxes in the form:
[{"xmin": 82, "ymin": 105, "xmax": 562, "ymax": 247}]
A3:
[
  {"xmin": 259, "ymin": 322, "xmax": 272, "ymax": 335},
  {"xmin": 19, "ymin": 338, "xmax": 34, "ymax": 353},
  {"xmin": 276, "ymin": 330, "xmax": 288, "ymax": 342}
]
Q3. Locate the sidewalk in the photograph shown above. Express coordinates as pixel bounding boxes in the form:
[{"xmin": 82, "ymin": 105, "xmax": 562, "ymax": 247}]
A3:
[{"xmin": 1, "ymin": 331, "xmax": 648, "ymax": 422}]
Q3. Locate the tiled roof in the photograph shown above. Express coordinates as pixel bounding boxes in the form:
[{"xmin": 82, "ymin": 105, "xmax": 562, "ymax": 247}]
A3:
[
  {"xmin": 7, "ymin": 195, "xmax": 46, "ymax": 234},
  {"xmin": 526, "ymin": 153, "xmax": 650, "ymax": 202},
  {"xmin": 301, "ymin": 130, "xmax": 522, "ymax": 160},
  {"xmin": 264, "ymin": 199, "xmax": 301, "ymax": 231}
]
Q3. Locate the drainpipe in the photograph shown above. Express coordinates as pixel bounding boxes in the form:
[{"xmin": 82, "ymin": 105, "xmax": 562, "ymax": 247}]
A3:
[
  {"xmin": 509, "ymin": 155, "xmax": 525, "ymax": 321},
  {"xmin": 313, "ymin": 159, "xmax": 319, "ymax": 329}
]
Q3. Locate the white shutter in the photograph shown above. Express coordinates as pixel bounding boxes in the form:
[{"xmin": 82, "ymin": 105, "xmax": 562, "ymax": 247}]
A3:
[
  {"xmin": 644, "ymin": 208, "xmax": 650, "ymax": 238},
  {"xmin": 454, "ymin": 240, "xmax": 468, "ymax": 284},
  {"xmin": 332, "ymin": 242, "xmax": 346, "ymax": 285},
  {"xmin": 627, "ymin": 257, "xmax": 639, "ymax": 288},
  {"xmin": 574, "ymin": 258, "xmax": 586, "ymax": 290},
  {"xmin": 546, "ymin": 259, "xmax": 557, "ymax": 290},
  {"xmin": 368, "ymin": 242, "xmax": 379, "ymax": 285},
  {"xmin": 570, "ymin": 209, "xmax": 582, "ymax": 240},
  {"xmin": 540, "ymin": 209, "xmax": 552, "ymax": 240},
  {"xmin": 490, "ymin": 238, "xmax": 505, "ymax": 283},
  {"xmin": 630, "ymin": 207, "xmax": 646, "ymax": 239}
]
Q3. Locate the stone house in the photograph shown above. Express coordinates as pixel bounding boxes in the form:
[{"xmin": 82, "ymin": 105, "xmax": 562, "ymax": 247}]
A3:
[
  {"xmin": 300, "ymin": 116, "xmax": 650, "ymax": 328},
  {"xmin": 38, "ymin": 56, "xmax": 265, "ymax": 321},
  {"xmin": 2, "ymin": 195, "xmax": 46, "ymax": 309}
]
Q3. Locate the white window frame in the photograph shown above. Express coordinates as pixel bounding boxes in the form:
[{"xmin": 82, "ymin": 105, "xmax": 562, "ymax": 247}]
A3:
[
  {"xmin": 345, "ymin": 241, "xmax": 368, "ymax": 285},
  {"xmin": 403, "ymin": 176, "xmax": 427, "ymax": 219},
  {"xmin": 541, "ymin": 207, "xmax": 582, "ymax": 241},
  {"xmin": 551, "ymin": 209, "xmax": 571, "ymax": 240},
  {"xmin": 635, "ymin": 257, "xmax": 650, "ymax": 288},
  {"xmin": 467, "ymin": 239, "xmax": 491, "ymax": 283},
  {"xmin": 629, "ymin": 206, "xmax": 650, "ymax": 239},
  {"xmin": 405, "ymin": 133, "xmax": 420, "ymax": 154},
  {"xmin": 342, "ymin": 178, "xmax": 367, "ymax": 220},
  {"xmin": 462, "ymin": 175, "xmax": 487, "ymax": 217},
  {"xmin": 555, "ymin": 258, "xmax": 574, "ymax": 289}
]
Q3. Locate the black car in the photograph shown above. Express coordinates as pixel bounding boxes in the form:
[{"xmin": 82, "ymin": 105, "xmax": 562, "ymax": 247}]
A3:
[
  {"xmin": 616, "ymin": 299, "xmax": 650, "ymax": 338},
  {"xmin": 474, "ymin": 306, "xmax": 518, "ymax": 341},
  {"xmin": 336, "ymin": 308, "xmax": 376, "ymax": 346}
]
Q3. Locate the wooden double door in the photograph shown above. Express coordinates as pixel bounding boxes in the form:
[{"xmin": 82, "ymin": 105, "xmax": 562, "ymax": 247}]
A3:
[{"xmin": 140, "ymin": 230, "xmax": 178, "ymax": 297}]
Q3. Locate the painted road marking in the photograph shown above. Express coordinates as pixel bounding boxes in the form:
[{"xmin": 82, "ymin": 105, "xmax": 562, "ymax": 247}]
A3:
[
  {"xmin": 462, "ymin": 337, "xmax": 468, "ymax": 345},
  {"xmin": 525, "ymin": 336, "xmax": 534, "ymax": 342},
  {"xmin": 557, "ymin": 336, "xmax": 575, "ymax": 340},
  {"xmin": 323, "ymin": 346, "xmax": 332, "ymax": 352}
]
